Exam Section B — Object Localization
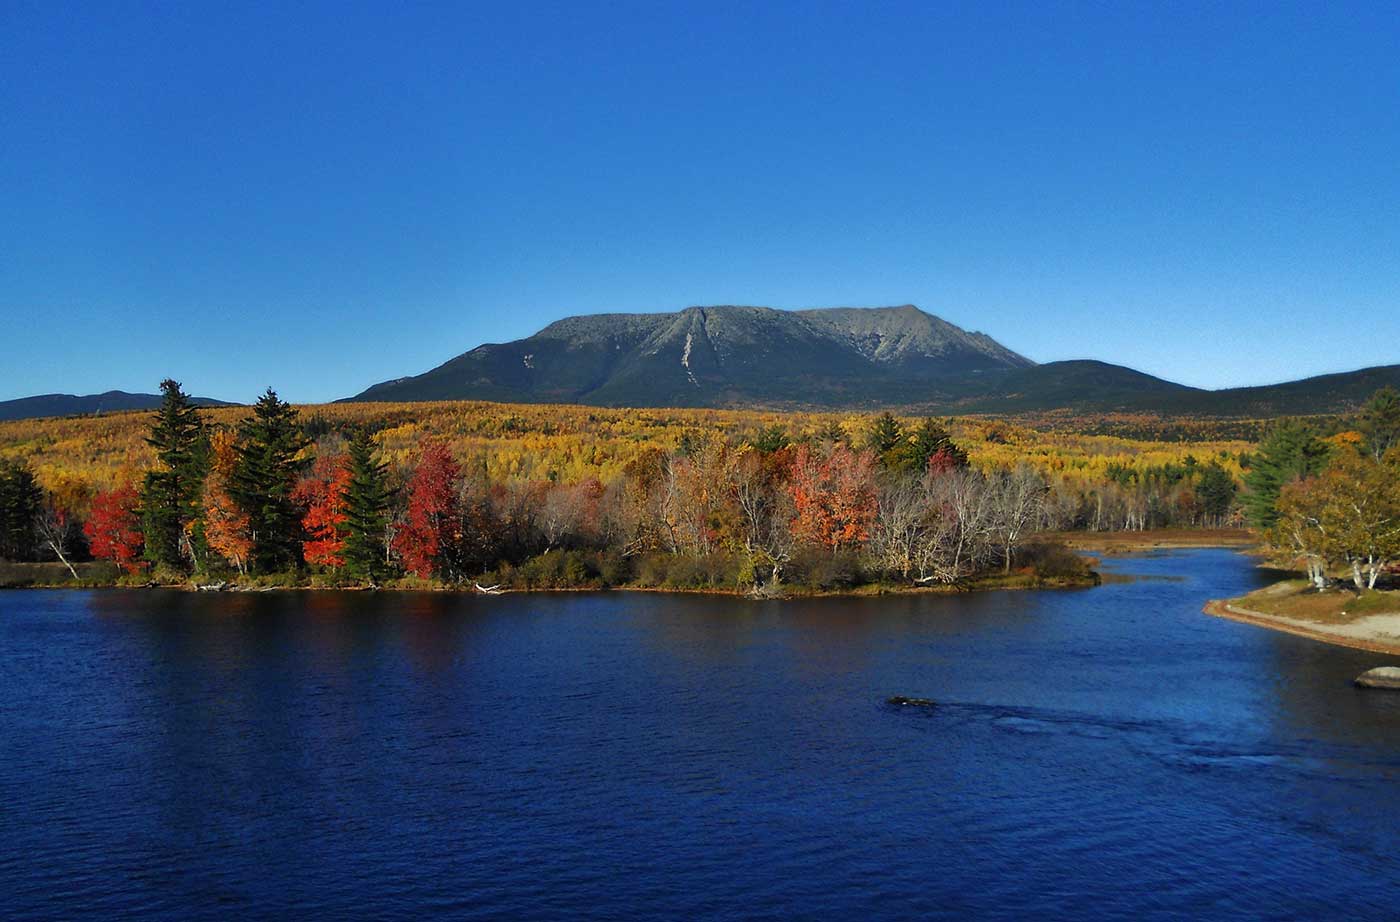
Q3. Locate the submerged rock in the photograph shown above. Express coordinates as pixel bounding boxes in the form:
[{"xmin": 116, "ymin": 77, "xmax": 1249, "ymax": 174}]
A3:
[
  {"xmin": 1355, "ymin": 667, "xmax": 1400, "ymax": 690},
  {"xmin": 887, "ymin": 696, "xmax": 936, "ymax": 708}
]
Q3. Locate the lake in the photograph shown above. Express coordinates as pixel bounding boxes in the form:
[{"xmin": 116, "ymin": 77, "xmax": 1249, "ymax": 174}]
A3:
[{"xmin": 2, "ymin": 549, "xmax": 1399, "ymax": 919}]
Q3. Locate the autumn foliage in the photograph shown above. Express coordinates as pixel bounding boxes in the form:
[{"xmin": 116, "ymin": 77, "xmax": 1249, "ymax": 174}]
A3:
[
  {"xmin": 789, "ymin": 444, "xmax": 878, "ymax": 550},
  {"xmin": 202, "ymin": 431, "xmax": 253, "ymax": 575},
  {"xmin": 84, "ymin": 483, "xmax": 144, "ymax": 573},
  {"xmin": 0, "ymin": 388, "xmax": 1286, "ymax": 590},
  {"xmin": 296, "ymin": 455, "xmax": 352, "ymax": 569},
  {"xmin": 393, "ymin": 441, "xmax": 461, "ymax": 578}
]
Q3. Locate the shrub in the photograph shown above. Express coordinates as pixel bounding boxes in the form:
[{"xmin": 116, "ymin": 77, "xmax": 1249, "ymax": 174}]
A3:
[
  {"xmin": 1019, "ymin": 541, "xmax": 1094, "ymax": 583},
  {"xmin": 786, "ymin": 547, "xmax": 866, "ymax": 590},
  {"xmin": 515, "ymin": 549, "xmax": 603, "ymax": 589}
]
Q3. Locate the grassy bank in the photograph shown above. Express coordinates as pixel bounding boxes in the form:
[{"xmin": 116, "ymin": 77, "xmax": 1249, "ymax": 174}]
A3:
[
  {"xmin": 1206, "ymin": 580, "xmax": 1400, "ymax": 655},
  {"xmin": 1046, "ymin": 528, "xmax": 1256, "ymax": 554}
]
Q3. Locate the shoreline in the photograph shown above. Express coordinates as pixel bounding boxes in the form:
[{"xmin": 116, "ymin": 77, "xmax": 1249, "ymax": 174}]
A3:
[
  {"xmin": 1203, "ymin": 599, "xmax": 1400, "ymax": 657},
  {"xmin": 1, "ymin": 573, "xmax": 1100, "ymax": 599}
]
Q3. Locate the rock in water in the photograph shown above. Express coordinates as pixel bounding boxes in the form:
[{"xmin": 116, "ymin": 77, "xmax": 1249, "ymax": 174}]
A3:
[
  {"xmin": 1355, "ymin": 667, "xmax": 1400, "ymax": 689},
  {"xmin": 887, "ymin": 696, "xmax": 936, "ymax": 708}
]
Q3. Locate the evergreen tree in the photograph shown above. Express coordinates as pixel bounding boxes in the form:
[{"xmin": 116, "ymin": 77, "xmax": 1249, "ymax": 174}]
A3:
[
  {"xmin": 814, "ymin": 420, "xmax": 846, "ymax": 445},
  {"xmin": 341, "ymin": 430, "xmax": 392, "ymax": 581},
  {"xmin": 1195, "ymin": 462, "xmax": 1237, "ymax": 525},
  {"xmin": 230, "ymin": 389, "xmax": 309, "ymax": 573},
  {"xmin": 1359, "ymin": 386, "xmax": 1400, "ymax": 461},
  {"xmin": 894, "ymin": 418, "xmax": 968, "ymax": 472},
  {"xmin": 1242, "ymin": 419, "xmax": 1330, "ymax": 528},
  {"xmin": 752, "ymin": 425, "xmax": 789, "ymax": 454},
  {"xmin": 0, "ymin": 459, "xmax": 43, "ymax": 561},
  {"xmin": 141, "ymin": 379, "xmax": 209, "ymax": 570},
  {"xmin": 867, "ymin": 412, "xmax": 903, "ymax": 457}
]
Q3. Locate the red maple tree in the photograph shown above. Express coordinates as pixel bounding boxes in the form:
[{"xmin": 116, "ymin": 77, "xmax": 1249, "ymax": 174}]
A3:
[
  {"xmin": 84, "ymin": 483, "xmax": 145, "ymax": 573},
  {"xmin": 393, "ymin": 442, "xmax": 462, "ymax": 578},
  {"xmin": 927, "ymin": 448, "xmax": 962, "ymax": 476}
]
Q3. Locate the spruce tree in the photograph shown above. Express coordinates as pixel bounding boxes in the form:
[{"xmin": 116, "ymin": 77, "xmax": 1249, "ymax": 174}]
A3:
[
  {"xmin": 815, "ymin": 420, "xmax": 846, "ymax": 445},
  {"xmin": 0, "ymin": 460, "xmax": 42, "ymax": 561},
  {"xmin": 867, "ymin": 412, "xmax": 903, "ymax": 457},
  {"xmin": 341, "ymin": 430, "xmax": 392, "ymax": 582},
  {"xmin": 230, "ymin": 389, "xmax": 309, "ymax": 573},
  {"xmin": 752, "ymin": 425, "xmax": 789, "ymax": 454},
  {"xmin": 1359, "ymin": 386, "xmax": 1400, "ymax": 461},
  {"xmin": 1195, "ymin": 462, "xmax": 1238, "ymax": 525},
  {"xmin": 895, "ymin": 418, "xmax": 968, "ymax": 471},
  {"xmin": 1241, "ymin": 419, "xmax": 1330, "ymax": 529},
  {"xmin": 141, "ymin": 379, "xmax": 209, "ymax": 570}
]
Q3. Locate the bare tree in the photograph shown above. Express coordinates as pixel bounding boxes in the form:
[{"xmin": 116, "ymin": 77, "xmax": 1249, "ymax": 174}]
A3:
[
  {"xmin": 870, "ymin": 472, "xmax": 929, "ymax": 581},
  {"xmin": 988, "ymin": 464, "xmax": 1048, "ymax": 573},
  {"xmin": 539, "ymin": 483, "xmax": 582, "ymax": 550},
  {"xmin": 733, "ymin": 449, "xmax": 794, "ymax": 593},
  {"xmin": 917, "ymin": 468, "xmax": 995, "ymax": 583},
  {"xmin": 34, "ymin": 504, "xmax": 79, "ymax": 580}
]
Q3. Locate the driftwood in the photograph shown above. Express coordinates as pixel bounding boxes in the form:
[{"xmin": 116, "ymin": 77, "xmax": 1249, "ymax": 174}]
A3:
[{"xmin": 474, "ymin": 582, "xmax": 504, "ymax": 595}]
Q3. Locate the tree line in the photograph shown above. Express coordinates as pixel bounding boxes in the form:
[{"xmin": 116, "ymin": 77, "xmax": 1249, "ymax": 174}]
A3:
[
  {"xmin": 1, "ymin": 388, "xmax": 1114, "ymax": 592},
  {"xmin": 1245, "ymin": 388, "xmax": 1400, "ymax": 591},
  {"xmin": 8, "ymin": 383, "xmax": 1398, "ymax": 592}
]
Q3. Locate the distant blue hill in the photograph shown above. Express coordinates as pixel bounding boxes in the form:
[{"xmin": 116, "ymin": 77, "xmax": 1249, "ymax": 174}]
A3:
[{"xmin": 0, "ymin": 391, "xmax": 236, "ymax": 422}]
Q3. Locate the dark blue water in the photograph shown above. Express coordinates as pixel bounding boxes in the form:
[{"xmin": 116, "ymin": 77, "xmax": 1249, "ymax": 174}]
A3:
[{"xmin": 3, "ymin": 550, "xmax": 1399, "ymax": 919}]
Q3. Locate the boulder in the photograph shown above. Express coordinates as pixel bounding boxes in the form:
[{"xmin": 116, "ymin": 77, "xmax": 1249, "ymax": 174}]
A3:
[
  {"xmin": 887, "ymin": 696, "xmax": 936, "ymax": 708},
  {"xmin": 1354, "ymin": 667, "xmax": 1400, "ymax": 690}
]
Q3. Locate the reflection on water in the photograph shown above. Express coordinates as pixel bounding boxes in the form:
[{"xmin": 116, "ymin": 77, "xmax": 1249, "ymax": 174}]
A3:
[{"xmin": 2, "ymin": 549, "xmax": 1399, "ymax": 920}]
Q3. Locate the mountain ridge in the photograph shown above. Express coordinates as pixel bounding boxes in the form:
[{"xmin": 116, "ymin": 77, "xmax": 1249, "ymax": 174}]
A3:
[
  {"xmin": 6, "ymin": 307, "xmax": 1397, "ymax": 422},
  {"xmin": 353, "ymin": 305, "xmax": 1037, "ymax": 409},
  {"xmin": 347, "ymin": 304, "xmax": 1400, "ymax": 416},
  {"xmin": 0, "ymin": 391, "xmax": 236, "ymax": 423}
]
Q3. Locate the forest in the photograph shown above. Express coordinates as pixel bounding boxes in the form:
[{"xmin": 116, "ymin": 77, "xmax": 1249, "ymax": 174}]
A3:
[{"xmin": 1, "ymin": 382, "xmax": 1393, "ymax": 594}]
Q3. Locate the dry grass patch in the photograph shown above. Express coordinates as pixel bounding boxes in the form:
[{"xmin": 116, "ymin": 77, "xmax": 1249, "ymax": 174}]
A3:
[{"xmin": 1236, "ymin": 581, "xmax": 1400, "ymax": 626}]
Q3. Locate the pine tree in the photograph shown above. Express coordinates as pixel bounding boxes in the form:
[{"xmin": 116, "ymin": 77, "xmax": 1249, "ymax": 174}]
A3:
[
  {"xmin": 1359, "ymin": 386, "xmax": 1400, "ymax": 461},
  {"xmin": 0, "ymin": 459, "xmax": 43, "ymax": 561},
  {"xmin": 814, "ymin": 420, "xmax": 847, "ymax": 445},
  {"xmin": 1195, "ymin": 462, "xmax": 1237, "ymax": 525},
  {"xmin": 230, "ymin": 389, "xmax": 309, "ymax": 573},
  {"xmin": 867, "ymin": 412, "xmax": 903, "ymax": 457},
  {"xmin": 894, "ymin": 418, "xmax": 968, "ymax": 472},
  {"xmin": 341, "ymin": 430, "xmax": 392, "ymax": 582},
  {"xmin": 141, "ymin": 379, "xmax": 209, "ymax": 570},
  {"xmin": 1242, "ymin": 419, "xmax": 1330, "ymax": 528},
  {"xmin": 752, "ymin": 425, "xmax": 789, "ymax": 454}
]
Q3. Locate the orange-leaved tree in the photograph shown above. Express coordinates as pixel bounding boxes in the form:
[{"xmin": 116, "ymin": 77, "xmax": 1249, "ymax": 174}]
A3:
[
  {"xmin": 295, "ymin": 454, "xmax": 352, "ymax": 570},
  {"xmin": 789, "ymin": 443, "xmax": 877, "ymax": 550},
  {"xmin": 203, "ymin": 430, "xmax": 253, "ymax": 575}
]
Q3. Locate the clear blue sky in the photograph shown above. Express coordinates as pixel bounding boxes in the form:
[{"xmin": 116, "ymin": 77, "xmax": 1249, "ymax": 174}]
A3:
[{"xmin": 3, "ymin": 1, "xmax": 1398, "ymax": 403}]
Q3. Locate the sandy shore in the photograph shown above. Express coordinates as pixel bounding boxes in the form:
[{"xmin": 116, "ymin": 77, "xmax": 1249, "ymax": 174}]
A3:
[{"xmin": 1204, "ymin": 599, "xmax": 1400, "ymax": 656}]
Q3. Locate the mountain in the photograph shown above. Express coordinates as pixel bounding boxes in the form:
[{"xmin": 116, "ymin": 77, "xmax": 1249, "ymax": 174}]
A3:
[
  {"xmin": 352, "ymin": 305, "xmax": 1034, "ymax": 408},
  {"xmin": 0, "ymin": 391, "xmax": 235, "ymax": 423},
  {"xmin": 350, "ymin": 304, "xmax": 1400, "ymax": 416},
  {"xmin": 942, "ymin": 360, "xmax": 1200, "ymax": 413}
]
